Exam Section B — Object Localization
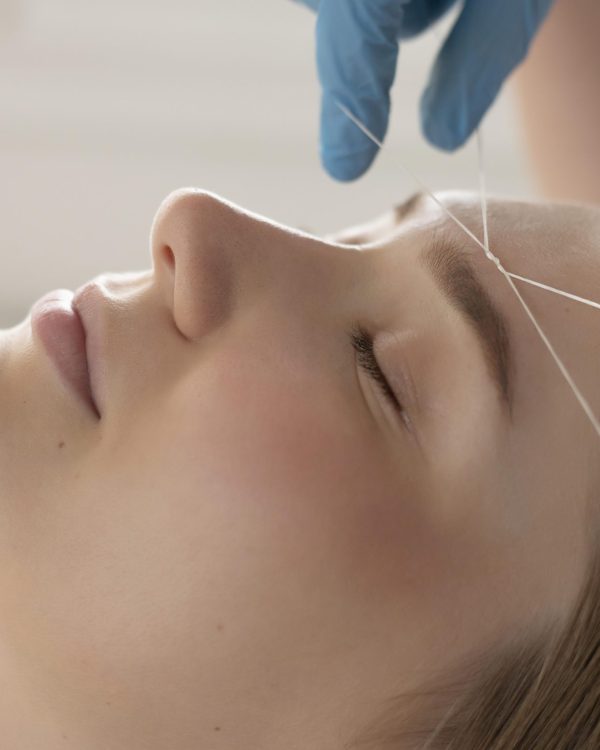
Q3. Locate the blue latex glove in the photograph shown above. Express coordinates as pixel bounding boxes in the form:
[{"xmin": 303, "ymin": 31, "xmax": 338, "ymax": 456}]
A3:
[{"xmin": 293, "ymin": 0, "xmax": 556, "ymax": 181}]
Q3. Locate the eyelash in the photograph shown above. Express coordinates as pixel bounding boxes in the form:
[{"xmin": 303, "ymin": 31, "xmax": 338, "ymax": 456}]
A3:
[{"xmin": 349, "ymin": 325, "xmax": 406, "ymax": 420}]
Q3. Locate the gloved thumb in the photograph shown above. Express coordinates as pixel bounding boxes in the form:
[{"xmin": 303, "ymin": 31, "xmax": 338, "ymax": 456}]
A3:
[
  {"xmin": 421, "ymin": 0, "xmax": 555, "ymax": 150},
  {"xmin": 316, "ymin": 0, "xmax": 404, "ymax": 181}
]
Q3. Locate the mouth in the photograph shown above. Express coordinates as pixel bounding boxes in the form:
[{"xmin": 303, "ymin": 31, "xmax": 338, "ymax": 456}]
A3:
[{"xmin": 30, "ymin": 289, "xmax": 101, "ymax": 419}]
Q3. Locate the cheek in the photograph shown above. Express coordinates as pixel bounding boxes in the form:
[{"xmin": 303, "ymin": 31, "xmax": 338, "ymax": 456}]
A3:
[
  {"xmin": 171, "ymin": 362, "xmax": 446, "ymax": 616},
  {"xmin": 135, "ymin": 366, "xmax": 559, "ymax": 671}
]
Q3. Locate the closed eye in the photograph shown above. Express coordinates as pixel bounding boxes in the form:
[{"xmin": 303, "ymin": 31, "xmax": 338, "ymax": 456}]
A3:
[{"xmin": 349, "ymin": 324, "xmax": 409, "ymax": 427}]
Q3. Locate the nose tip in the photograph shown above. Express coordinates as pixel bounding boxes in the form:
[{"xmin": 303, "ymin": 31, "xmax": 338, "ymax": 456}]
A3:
[{"xmin": 150, "ymin": 189, "xmax": 235, "ymax": 341}]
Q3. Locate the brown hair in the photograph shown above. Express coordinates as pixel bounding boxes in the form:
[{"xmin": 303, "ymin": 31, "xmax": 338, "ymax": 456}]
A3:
[{"xmin": 346, "ymin": 522, "xmax": 600, "ymax": 749}]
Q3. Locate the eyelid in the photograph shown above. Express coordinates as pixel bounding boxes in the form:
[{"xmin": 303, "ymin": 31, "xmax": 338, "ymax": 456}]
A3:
[
  {"xmin": 374, "ymin": 331, "xmax": 421, "ymax": 418},
  {"xmin": 350, "ymin": 325, "xmax": 413, "ymax": 433}
]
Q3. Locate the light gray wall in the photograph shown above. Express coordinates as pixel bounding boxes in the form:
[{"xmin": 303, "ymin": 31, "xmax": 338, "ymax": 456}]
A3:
[{"xmin": 0, "ymin": 0, "xmax": 536, "ymax": 327}]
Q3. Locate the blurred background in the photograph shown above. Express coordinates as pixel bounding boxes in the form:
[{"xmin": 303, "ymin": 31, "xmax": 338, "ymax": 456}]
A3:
[{"xmin": 0, "ymin": 0, "xmax": 538, "ymax": 327}]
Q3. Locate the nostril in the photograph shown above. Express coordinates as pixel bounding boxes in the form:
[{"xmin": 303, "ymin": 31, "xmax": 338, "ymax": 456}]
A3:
[{"xmin": 163, "ymin": 245, "xmax": 175, "ymax": 271}]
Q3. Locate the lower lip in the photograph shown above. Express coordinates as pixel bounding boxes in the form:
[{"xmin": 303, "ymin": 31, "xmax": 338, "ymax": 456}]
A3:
[{"xmin": 31, "ymin": 290, "xmax": 100, "ymax": 418}]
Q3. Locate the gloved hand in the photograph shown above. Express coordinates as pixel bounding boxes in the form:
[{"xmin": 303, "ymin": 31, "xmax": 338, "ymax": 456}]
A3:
[{"xmin": 293, "ymin": 0, "xmax": 556, "ymax": 181}]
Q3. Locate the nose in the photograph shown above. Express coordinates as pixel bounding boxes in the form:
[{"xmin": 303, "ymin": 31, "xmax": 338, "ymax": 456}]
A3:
[
  {"xmin": 150, "ymin": 189, "xmax": 243, "ymax": 341},
  {"xmin": 150, "ymin": 188, "xmax": 349, "ymax": 344}
]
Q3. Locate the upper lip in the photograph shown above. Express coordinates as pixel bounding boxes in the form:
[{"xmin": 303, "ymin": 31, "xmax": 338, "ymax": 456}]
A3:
[{"xmin": 72, "ymin": 281, "xmax": 106, "ymax": 418}]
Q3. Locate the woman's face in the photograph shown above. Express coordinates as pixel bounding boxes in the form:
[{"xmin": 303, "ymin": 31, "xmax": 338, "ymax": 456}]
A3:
[{"xmin": 0, "ymin": 189, "xmax": 598, "ymax": 747}]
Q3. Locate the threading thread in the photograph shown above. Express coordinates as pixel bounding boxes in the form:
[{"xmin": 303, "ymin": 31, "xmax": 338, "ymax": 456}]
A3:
[
  {"xmin": 335, "ymin": 101, "xmax": 600, "ymax": 309},
  {"xmin": 335, "ymin": 100, "xmax": 600, "ymax": 439},
  {"xmin": 506, "ymin": 274, "xmax": 600, "ymax": 309},
  {"xmin": 477, "ymin": 129, "xmax": 491, "ymax": 259}
]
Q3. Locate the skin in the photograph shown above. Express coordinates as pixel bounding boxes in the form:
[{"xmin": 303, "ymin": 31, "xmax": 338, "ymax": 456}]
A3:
[
  {"xmin": 514, "ymin": 0, "xmax": 600, "ymax": 206},
  {"xmin": 0, "ymin": 188, "xmax": 598, "ymax": 749}
]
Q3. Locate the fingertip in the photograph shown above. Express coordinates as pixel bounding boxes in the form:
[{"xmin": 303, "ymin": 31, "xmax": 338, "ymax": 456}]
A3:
[
  {"xmin": 321, "ymin": 144, "xmax": 379, "ymax": 181},
  {"xmin": 420, "ymin": 113, "xmax": 467, "ymax": 153},
  {"xmin": 420, "ymin": 86, "xmax": 470, "ymax": 152},
  {"xmin": 320, "ymin": 91, "xmax": 388, "ymax": 180}
]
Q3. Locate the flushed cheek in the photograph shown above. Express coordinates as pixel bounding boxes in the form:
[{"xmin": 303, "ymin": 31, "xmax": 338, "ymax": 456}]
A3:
[
  {"xmin": 179, "ymin": 365, "xmax": 447, "ymax": 615},
  {"xmin": 164, "ymin": 356, "xmax": 514, "ymax": 653}
]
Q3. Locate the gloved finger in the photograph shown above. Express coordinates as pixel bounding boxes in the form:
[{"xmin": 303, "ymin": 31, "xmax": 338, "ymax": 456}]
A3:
[
  {"xmin": 399, "ymin": 0, "xmax": 457, "ymax": 40},
  {"xmin": 420, "ymin": 0, "xmax": 556, "ymax": 150},
  {"xmin": 316, "ymin": 0, "xmax": 404, "ymax": 181},
  {"xmin": 290, "ymin": 0, "xmax": 320, "ymax": 12}
]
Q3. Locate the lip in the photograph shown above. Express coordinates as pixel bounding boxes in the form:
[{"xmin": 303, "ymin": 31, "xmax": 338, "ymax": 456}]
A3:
[{"xmin": 31, "ymin": 289, "xmax": 101, "ymax": 419}]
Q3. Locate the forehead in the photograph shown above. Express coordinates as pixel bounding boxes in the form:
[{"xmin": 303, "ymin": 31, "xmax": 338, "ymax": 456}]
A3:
[
  {"xmin": 437, "ymin": 191, "xmax": 600, "ymax": 255},
  {"xmin": 394, "ymin": 189, "xmax": 600, "ymax": 413},
  {"xmin": 457, "ymin": 193, "xmax": 599, "ymax": 406},
  {"xmin": 396, "ymin": 190, "xmax": 600, "ymax": 291}
]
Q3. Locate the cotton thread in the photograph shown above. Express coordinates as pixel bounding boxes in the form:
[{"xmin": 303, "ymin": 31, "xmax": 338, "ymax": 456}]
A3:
[
  {"xmin": 335, "ymin": 100, "xmax": 600, "ymax": 439},
  {"xmin": 505, "ymin": 274, "xmax": 600, "ymax": 310},
  {"xmin": 476, "ymin": 129, "xmax": 491, "ymax": 259},
  {"xmin": 336, "ymin": 101, "xmax": 600, "ymax": 309}
]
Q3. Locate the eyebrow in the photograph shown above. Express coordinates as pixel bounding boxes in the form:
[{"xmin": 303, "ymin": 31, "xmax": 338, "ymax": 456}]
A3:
[
  {"xmin": 420, "ymin": 233, "xmax": 514, "ymax": 414},
  {"xmin": 394, "ymin": 191, "xmax": 428, "ymax": 222}
]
